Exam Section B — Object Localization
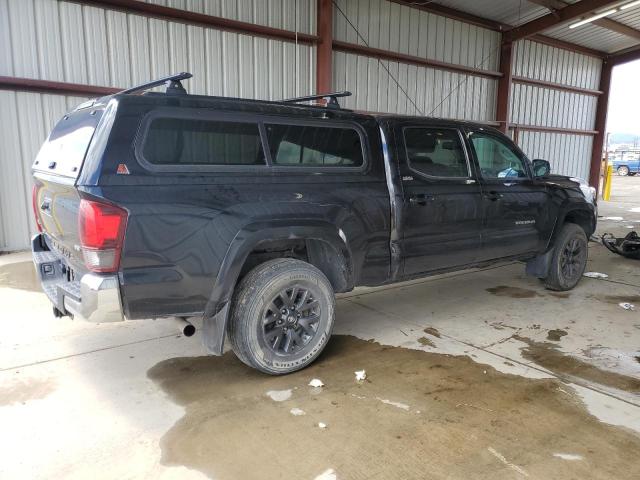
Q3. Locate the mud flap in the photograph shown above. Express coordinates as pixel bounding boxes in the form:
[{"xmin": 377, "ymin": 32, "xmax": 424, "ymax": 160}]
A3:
[
  {"xmin": 525, "ymin": 249, "xmax": 554, "ymax": 278},
  {"xmin": 201, "ymin": 303, "xmax": 230, "ymax": 356}
]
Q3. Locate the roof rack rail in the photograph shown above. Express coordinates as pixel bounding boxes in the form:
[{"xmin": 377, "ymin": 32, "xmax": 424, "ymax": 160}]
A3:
[
  {"xmin": 118, "ymin": 72, "xmax": 193, "ymax": 96},
  {"xmin": 282, "ymin": 91, "xmax": 351, "ymax": 109}
]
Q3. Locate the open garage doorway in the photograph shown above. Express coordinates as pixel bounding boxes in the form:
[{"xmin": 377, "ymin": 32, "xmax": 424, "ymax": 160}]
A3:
[{"xmin": 606, "ymin": 59, "xmax": 640, "ymax": 205}]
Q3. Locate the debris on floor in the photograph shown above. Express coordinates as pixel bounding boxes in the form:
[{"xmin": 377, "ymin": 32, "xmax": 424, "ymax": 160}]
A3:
[
  {"xmin": 376, "ymin": 397, "xmax": 410, "ymax": 411},
  {"xmin": 553, "ymin": 453, "xmax": 584, "ymax": 461},
  {"xmin": 583, "ymin": 272, "xmax": 609, "ymax": 279},
  {"xmin": 314, "ymin": 468, "xmax": 337, "ymax": 480},
  {"xmin": 619, "ymin": 302, "xmax": 636, "ymax": 311},
  {"xmin": 308, "ymin": 378, "xmax": 324, "ymax": 388},
  {"xmin": 354, "ymin": 370, "xmax": 366, "ymax": 382},
  {"xmin": 317, "ymin": 422, "xmax": 327, "ymax": 429},
  {"xmin": 265, "ymin": 389, "xmax": 292, "ymax": 402},
  {"xmin": 289, "ymin": 407, "xmax": 306, "ymax": 416},
  {"xmin": 602, "ymin": 216, "xmax": 624, "ymax": 221},
  {"xmin": 602, "ymin": 232, "xmax": 640, "ymax": 259}
]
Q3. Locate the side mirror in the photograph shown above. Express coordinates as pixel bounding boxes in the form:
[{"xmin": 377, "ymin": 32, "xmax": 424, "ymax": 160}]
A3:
[{"xmin": 532, "ymin": 159, "xmax": 550, "ymax": 177}]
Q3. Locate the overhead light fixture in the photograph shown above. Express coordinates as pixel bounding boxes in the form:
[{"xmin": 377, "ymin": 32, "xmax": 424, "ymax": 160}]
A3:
[
  {"xmin": 621, "ymin": 0, "xmax": 640, "ymax": 9},
  {"xmin": 569, "ymin": 0, "xmax": 640, "ymax": 29},
  {"xmin": 569, "ymin": 8, "xmax": 617, "ymax": 29}
]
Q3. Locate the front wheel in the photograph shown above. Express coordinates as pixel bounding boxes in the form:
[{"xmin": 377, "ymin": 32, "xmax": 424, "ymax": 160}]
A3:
[
  {"xmin": 228, "ymin": 258, "xmax": 335, "ymax": 375},
  {"xmin": 543, "ymin": 223, "xmax": 588, "ymax": 291},
  {"xmin": 618, "ymin": 165, "xmax": 630, "ymax": 176}
]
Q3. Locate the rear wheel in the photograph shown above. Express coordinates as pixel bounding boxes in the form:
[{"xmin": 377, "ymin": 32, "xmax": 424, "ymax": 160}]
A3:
[
  {"xmin": 543, "ymin": 223, "xmax": 588, "ymax": 291},
  {"xmin": 618, "ymin": 165, "xmax": 630, "ymax": 176},
  {"xmin": 228, "ymin": 258, "xmax": 335, "ymax": 375}
]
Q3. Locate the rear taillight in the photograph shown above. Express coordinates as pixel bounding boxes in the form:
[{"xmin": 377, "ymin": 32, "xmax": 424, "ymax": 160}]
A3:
[
  {"xmin": 32, "ymin": 184, "xmax": 43, "ymax": 232},
  {"xmin": 78, "ymin": 198, "xmax": 128, "ymax": 273}
]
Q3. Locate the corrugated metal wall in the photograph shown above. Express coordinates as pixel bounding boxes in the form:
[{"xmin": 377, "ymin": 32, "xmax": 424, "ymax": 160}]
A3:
[
  {"xmin": 510, "ymin": 40, "xmax": 602, "ymax": 180},
  {"xmin": 517, "ymin": 132, "xmax": 593, "ymax": 180},
  {"xmin": 0, "ymin": 0, "xmax": 316, "ymax": 251},
  {"xmin": 0, "ymin": 91, "xmax": 88, "ymax": 250},
  {"xmin": 332, "ymin": 0, "xmax": 500, "ymax": 121},
  {"xmin": 0, "ymin": 0, "xmax": 604, "ymax": 250}
]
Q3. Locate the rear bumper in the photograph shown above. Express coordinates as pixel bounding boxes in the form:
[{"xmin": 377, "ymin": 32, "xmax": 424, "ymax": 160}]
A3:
[{"xmin": 31, "ymin": 234, "xmax": 124, "ymax": 323}]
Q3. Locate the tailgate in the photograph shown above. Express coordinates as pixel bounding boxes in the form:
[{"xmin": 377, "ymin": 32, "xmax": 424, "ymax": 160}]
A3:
[{"xmin": 33, "ymin": 106, "xmax": 103, "ymax": 270}]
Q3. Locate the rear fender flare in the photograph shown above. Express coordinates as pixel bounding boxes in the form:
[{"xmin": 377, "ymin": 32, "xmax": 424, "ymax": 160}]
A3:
[{"xmin": 201, "ymin": 221, "xmax": 352, "ymax": 355}]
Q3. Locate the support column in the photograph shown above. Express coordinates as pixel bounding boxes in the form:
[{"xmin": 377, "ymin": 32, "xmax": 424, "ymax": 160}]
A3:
[
  {"xmin": 589, "ymin": 59, "xmax": 613, "ymax": 192},
  {"xmin": 496, "ymin": 39, "xmax": 513, "ymax": 135},
  {"xmin": 316, "ymin": 0, "xmax": 333, "ymax": 94}
]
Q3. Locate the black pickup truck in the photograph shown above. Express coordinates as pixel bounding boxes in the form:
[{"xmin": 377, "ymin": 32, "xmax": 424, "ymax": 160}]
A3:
[{"xmin": 31, "ymin": 73, "xmax": 597, "ymax": 374}]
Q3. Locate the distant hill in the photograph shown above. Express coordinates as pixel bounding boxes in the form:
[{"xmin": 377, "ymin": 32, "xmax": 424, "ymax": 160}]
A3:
[{"xmin": 609, "ymin": 133, "xmax": 640, "ymax": 145}]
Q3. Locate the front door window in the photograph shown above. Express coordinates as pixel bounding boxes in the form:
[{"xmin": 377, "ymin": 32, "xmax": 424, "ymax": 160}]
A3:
[{"xmin": 470, "ymin": 132, "xmax": 529, "ymax": 179}]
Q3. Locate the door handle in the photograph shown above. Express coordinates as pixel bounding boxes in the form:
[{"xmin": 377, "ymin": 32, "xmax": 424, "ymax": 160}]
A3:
[
  {"xmin": 484, "ymin": 191, "xmax": 503, "ymax": 201},
  {"xmin": 40, "ymin": 200, "xmax": 51, "ymax": 211},
  {"xmin": 407, "ymin": 194, "xmax": 434, "ymax": 206}
]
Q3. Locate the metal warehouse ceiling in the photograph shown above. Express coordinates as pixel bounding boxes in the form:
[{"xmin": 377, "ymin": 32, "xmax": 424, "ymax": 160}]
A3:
[{"xmin": 431, "ymin": 0, "xmax": 640, "ymax": 53}]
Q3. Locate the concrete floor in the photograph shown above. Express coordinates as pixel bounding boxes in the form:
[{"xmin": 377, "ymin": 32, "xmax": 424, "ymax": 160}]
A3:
[{"xmin": 1, "ymin": 175, "xmax": 639, "ymax": 480}]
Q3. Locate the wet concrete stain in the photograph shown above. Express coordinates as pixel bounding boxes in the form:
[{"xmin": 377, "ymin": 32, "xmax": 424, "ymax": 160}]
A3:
[
  {"xmin": 148, "ymin": 336, "xmax": 640, "ymax": 480},
  {"xmin": 423, "ymin": 327, "xmax": 441, "ymax": 338},
  {"xmin": 603, "ymin": 295, "xmax": 640, "ymax": 304},
  {"xmin": 417, "ymin": 337, "xmax": 435, "ymax": 347},
  {"xmin": 549, "ymin": 292, "xmax": 571, "ymax": 299},
  {"xmin": 588, "ymin": 294, "xmax": 640, "ymax": 305},
  {"xmin": 547, "ymin": 329, "xmax": 568, "ymax": 341},
  {"xmin": 517, "ymin": 336, "xmax": 640, "ymax": 394},
  {"xmin": 486, "ymin": 285, "xmax": 540, "ymax": 298},
  {"xmin": 0, "ymin": 261, "xmax": 41, "ymax": 292},
  {"xmin": 0, "ymin": 377, "xmax": 55, "ymax": 406}
]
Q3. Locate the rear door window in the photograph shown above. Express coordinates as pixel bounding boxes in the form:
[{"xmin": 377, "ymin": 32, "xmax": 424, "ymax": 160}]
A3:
[
  {"xmin": 403, "ymin": 127, "xmax": 470, "ymax": 178},
  {"xmin": 142, "ymin": 117, "xmax": 266, "ymax": 166},
  {"xmin": 265, "ymin": 123, "xmax": 364, "ymax": 168}
]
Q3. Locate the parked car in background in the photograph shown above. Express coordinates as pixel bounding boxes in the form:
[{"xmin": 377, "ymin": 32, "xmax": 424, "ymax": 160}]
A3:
[
  {"xmin": 612, "ymin": 157, "xmax": 640, "ymax": 176},
  {"xmin": 31, "ymin": 73, "xmax": 597, "ymax": 375}
]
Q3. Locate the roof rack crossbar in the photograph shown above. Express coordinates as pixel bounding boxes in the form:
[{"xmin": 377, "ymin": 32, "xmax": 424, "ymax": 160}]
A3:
[
  {"xmin": 282, "ymin": 91, "xmax": 351, "ymax": 109},
  {"xmin": 119, "ymin": 72, "xmax": 193, "ymax": 95}
]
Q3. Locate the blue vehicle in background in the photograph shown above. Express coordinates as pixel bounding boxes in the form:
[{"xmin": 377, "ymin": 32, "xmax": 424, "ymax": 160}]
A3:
[{"xmin": 612, "ymin": 157, "xmax": 640, "ymax": 176}]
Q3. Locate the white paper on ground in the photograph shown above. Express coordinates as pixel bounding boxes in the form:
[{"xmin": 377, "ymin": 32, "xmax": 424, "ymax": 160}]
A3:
[
  {"xmin": 354, "ymin": 370, "xmax": 366, "ymax": 381},
  {"xmin": 553, "ymin": 453, "xmax": 583, "ymax": 461},
  {"xmin": 309, "ymin": 378, "xmax": 324, "ymax": 388},
  {"xmin": 583, "ymin": 272, "xmax": 609, "ymax": 279},
  {"xmin": 265, "ymin": 389, "xmax": 292, "ymax": 402}
]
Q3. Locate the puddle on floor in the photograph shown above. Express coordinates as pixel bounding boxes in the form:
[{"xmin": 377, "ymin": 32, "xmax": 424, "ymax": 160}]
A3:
[
  {"xmin": 0, "ymin": 261, "xmax": 40, "ymax": 292},
  {"xmin": 148, "ymin": 336, "xmax": 640, "ymax": 480},
  {"xmin": 0, "ymin": 377, "xmax": 56, "ymax": 406},
  {"xmin": 486, "ymin": 286, "xmax": 540, "ymax": 298},
  {"xmin": 517, "ymin": 336, "xmax": 640, "ymax": 394},
  {"xmin": 547, "ymin": 329, "xmax": 568, "ymax": 341}
]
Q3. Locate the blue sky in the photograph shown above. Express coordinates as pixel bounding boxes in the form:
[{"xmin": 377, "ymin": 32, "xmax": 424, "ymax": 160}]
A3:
[{"xmin": 608, "ymin": 59, "xmax": 640, "ymax": 135}]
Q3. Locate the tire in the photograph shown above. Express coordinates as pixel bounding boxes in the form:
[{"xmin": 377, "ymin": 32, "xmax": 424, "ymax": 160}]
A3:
[
  {"xmin": 618, "ymin": 165, "xmax": 630, "ymax": 176},
  {"xmin": 227, "ymin": 258, "xmax": 335, "ymax": 375},
  {"xmin": 543, "ymin": 223, "xmax": 588, "ymax": 291}
]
